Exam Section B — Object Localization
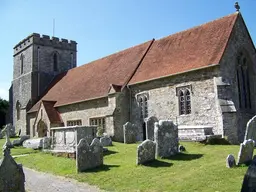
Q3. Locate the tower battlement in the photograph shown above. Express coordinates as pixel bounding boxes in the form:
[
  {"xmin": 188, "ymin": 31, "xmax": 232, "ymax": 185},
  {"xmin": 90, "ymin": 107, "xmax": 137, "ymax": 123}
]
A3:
[{"xmin": 13, "ymin": 33, "xmax": 77, "ymax": 56}]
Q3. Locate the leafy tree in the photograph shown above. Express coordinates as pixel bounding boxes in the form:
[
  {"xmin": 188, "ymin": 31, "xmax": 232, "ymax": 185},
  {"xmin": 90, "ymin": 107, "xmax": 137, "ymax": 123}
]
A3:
[{"xmin": 0, "ymin": 98, "xmax": 9, "ymax": 129}]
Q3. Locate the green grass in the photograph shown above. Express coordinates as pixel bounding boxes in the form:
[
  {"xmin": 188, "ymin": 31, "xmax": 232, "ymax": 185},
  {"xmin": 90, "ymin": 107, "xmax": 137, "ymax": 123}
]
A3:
[
  {"xmin": 0, "ymin": 138, "xmax": 38, "ymax": 158},
  {"xmin": 0, "ymin": 138, "xmax": 248, "ymax": 191}
]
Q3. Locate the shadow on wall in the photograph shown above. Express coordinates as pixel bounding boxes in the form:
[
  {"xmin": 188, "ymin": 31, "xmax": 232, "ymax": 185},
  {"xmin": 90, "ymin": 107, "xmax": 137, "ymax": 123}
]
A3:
[
  {"xmin": 143, "ymin": 160, "xmax": 173, "ymax": 168},
  {"xmin": 165, "ymin": 153, "xmax": 203, "ymax": 161},
  {"xmin": 82, "ymin": 164, "xmax": 120, "ymax": 173}
]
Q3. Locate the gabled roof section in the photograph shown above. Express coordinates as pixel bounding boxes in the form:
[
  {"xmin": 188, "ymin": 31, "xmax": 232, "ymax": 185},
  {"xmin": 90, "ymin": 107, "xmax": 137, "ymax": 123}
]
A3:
[
  {"xmin": 129, "ymin": 12, "xmax": 239, "ymax": 84},
  {"xmin": 29, "ymin": 40, "xmax": 154, "ymax": 112},
  {"xmin": 41, "ymin": 100, "xmax": 63, "ymax": 124}
]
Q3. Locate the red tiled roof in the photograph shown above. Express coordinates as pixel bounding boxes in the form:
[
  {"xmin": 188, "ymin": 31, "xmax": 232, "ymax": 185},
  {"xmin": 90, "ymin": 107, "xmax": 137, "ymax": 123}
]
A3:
[
  {"xmin": 28, "ymin": 40, "xmax": 154, "ymax": 112},
  {"xmin": 29, "ymin": 12, "xmax": 239, "ymax": 113},
  {"xmin": 129, "ymin": 13, "xmax": 239, "ymax": 84},
  {"xmin": 41, "ymin": 100, "xmax": 63, "ymax": 124}
]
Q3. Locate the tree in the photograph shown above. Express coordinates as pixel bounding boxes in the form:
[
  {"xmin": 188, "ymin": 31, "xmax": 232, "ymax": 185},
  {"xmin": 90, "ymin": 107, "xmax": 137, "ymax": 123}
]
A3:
[{"xmin": 0, "ymin": 98, "xmax": 9, "ymax": 129}]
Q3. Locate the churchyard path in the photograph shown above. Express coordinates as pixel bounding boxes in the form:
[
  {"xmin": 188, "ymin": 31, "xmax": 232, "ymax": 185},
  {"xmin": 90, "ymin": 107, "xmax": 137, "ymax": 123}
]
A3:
[{"xmin": 24, "ymin": 167, "xmax": 100, "ymax": 192}]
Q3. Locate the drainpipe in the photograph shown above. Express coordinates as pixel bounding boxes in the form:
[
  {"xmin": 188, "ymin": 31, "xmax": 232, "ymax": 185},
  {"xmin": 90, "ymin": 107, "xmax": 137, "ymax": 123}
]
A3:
[{"xmin": 127, "ymin": 85, "xmax": 132, "ymax": 122}]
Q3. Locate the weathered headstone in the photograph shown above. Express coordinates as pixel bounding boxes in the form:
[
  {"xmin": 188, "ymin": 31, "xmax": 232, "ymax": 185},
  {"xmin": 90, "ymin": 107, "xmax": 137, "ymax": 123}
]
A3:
[
  {"xmin": 145, "ymin": 116, "xmax": 158, "ymax": 141},
  {"xmin": 241, "ymin": 157, "xmax": 256, "ymax": 192},
  {"xmin": 43, "ymin": 137, "xmax": 51, "ymax": 149},
  {"xmin": 237, "ymin": 139, "xmax": 255, "ymax": 165},
  {"xmin": 23, "ymin": 138, "xmax": 43, "ymax": 149},
  {"xmin": 76, "ymin": 138, "xmax": 103, "ymax": 172},
  {"xmin": 226, "ymin": 154, "xmax": 236, "ymax": 168},
  {"xmin": 3, "ymin": 125, "xmax": 13, "ymax": 148},
  {"xmin": 154, "ymin": 120, "xmax": 179, "ymax": 158},
  {"xmin": 123, "ymin": 122, "xmax": 138, "ymax": 144},
  {"xmin": 244, "ymin": 115, "xmax": 256, "ymax": 145},
  {"xmin": 136, "ymin": 139, "xmax": 156, "ymax": 165},
  {"xmin": 100, "ymin": 136, "xmax": 112, "ymax": 147},
  {"xmin": 0, "ymin": 142, "xmax": 25, "ymax": 191}
]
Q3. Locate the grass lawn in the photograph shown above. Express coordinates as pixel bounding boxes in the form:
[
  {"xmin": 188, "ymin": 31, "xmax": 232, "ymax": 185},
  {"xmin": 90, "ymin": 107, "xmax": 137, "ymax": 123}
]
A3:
[{"xmin": 0, "ymin": 138, "xmax": 248, "ymax": 192}]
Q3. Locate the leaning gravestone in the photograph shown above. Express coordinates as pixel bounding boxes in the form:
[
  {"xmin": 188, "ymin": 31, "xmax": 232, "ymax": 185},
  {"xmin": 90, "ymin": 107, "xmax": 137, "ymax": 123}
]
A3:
[
  {"xmin": 137, "ymin": 139, "xmax": 156, "ymax": 165},
  {"xmin": 3, "ymin": 124, "xmax": 13, "ymax": 148},
  {"xmin": 226, "ymin": 154, "xmax": 236, "ymax": 168},
  {"xmin": 237, "ymin": 139, "xmax": 255, "ymax": 165},
  {"xmin": 154, "ymin": 120, "xmax": 179, "ymax": 158},
  {"xmin": 76, "ymin": 138, "xmax": 103, "ymax": 172},
  {"xmin": 241, "ymin": 156, "xmax": 256, "ymax": 192},
  {"xmin": 244, "ymin": 115, "xmax": 256, "ymax": 145},
  {"xmin": 123, "ymin": 122, "xmax": 138, "ymax": 144},
  {"xmin": 0, "ymin": 140, "xmax": 25, "ymax": 191},
  {"xmin": 145, "ymin": 116, "xmax": 158, "ymax": 141}
]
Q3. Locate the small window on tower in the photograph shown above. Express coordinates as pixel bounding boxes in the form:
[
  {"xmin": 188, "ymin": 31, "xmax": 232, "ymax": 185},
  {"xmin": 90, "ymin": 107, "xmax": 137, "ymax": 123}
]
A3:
[{"xmin": 53, "ymin": 53, "xmax": 58, "ymax": 71}]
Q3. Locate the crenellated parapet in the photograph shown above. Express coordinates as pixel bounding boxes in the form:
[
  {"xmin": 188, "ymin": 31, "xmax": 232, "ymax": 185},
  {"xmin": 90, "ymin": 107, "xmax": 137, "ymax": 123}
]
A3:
[{"xmin": 13, "ymin": 33, "xmax": 77, "ymax": 56}]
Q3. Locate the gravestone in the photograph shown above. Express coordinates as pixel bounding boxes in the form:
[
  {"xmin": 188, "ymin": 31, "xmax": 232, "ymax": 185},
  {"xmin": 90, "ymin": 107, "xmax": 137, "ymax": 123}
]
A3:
[
  {"xmin": 12, "ymin": 135, "xmax": 30, "ymax": 146},
  {"xmin": 136, "ymin": 139, "xmax": 156, "ymax": 165},
  {"xmin": 76, "ymin": 138, "xmax": 103, "ymax": 172},
  {"xmin": 226, "ymin": 154, "xmax": 236, "ymax": 168},
  {"xmin": 42, "ymin": 137, "xmax": 51, "ymax": 149},
  {"xmin": 100, "ymin": 136, "xmax": 112, "ymax": 147},
  {"xmin": 123, "ymin": 122, "xmax": 138, "ymax": 144},
  {"xmin": 23, "ymin": 138, "xmax": 43, "ymax": 149},
  {"xmin": 244, "ymin": 115, "xmax": 256, "ymax": 145},
  {"xmin": 154, "ymin": 120, "xmax": 179, "ymax": 158},
  {"xmin": 4, "ymin": 124, "xmax": 13, "ymax": 148},
  {"xmin": 241, "ymin": 157, "xmax": 256, "ymax": 192},
  {"xmin": 145, "ymin": 116, "xmax": 158, "ymax": 141},
  {"xmin": 237, "ymin": 139, "xmax": 255, "ymax": 165},
  {"xmin": 0, "ymin": 142, "xmax": 25, "ymax": 191}
]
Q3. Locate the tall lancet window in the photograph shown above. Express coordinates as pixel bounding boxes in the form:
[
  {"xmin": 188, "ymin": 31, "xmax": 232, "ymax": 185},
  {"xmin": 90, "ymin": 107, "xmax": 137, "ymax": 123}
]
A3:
[
  {"xmin": 70, "ymin": 52, "xmax": 74, "ymax": 68},
  {"xmin": 20, "ymin": 54, "xmax": 24, "ymax": 74},
  {"xmin": 137, "ymin": 94, "xmax": 149, "ymax": 119},
  {"xmin": 236, "ymin": 51, "xmax": 251, "ymax": 109},
  {"xmin": 16, "ymin": 101, "xmax": 21, "ymax": 120},
  {"xmin": 177, "ymin": 86, "xmax": 192, "ymax": 115},
  {"xmin": 53, "ymin": 53, "xmax": 58, "ymax": 72}
]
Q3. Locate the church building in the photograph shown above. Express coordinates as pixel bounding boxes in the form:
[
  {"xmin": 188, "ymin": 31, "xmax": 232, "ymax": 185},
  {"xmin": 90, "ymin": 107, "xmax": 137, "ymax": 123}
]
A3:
[{"xmin": 9, "ymin": 10, "xmax": 256, "ymax": 144}]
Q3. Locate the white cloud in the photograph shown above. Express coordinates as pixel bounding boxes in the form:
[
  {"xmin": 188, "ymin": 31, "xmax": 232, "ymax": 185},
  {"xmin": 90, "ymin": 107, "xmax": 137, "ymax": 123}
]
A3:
[{"xmin": 0, "ymin": 88, "xmax": 9, "ymax": 101}]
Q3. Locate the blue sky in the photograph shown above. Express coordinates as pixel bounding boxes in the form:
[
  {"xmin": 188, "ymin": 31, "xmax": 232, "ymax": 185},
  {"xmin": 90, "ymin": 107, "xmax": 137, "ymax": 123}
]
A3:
[{"xmin": 0, "ymin": 0, "xmax": 255, "ymax": 100}]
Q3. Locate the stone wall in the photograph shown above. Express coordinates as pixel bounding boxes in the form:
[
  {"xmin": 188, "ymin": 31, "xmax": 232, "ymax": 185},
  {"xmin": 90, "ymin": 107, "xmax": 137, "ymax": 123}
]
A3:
[
  {"xmin": 218, "ymin": 14, "xmax": 256, "ymax": 143},
  {"xmin": 130, "ymin": 66, "xmax": 220, "ymax": 138}
]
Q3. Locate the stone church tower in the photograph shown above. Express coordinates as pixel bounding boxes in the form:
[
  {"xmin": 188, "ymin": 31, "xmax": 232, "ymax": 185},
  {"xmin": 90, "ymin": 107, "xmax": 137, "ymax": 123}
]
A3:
[{"xmin": 9, "ymin": 33, "xmax": 77, "ymax": 135}]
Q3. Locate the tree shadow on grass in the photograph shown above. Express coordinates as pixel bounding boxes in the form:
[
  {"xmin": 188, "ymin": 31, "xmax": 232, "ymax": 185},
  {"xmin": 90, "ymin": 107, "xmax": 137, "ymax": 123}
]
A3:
[
  {"xmin": 83, "ymin": 164, "xmax": 120, "ymax": 173},
  {"xmin": 143, "ymin": 159, "xmax": 173, "ymax": 168},
  {"xmin": 165, "ymin": 153, "xmax": 203, "ymax": 161},
  {"xmin": 103, "ymin": 149, "xmax": 118, "ymax": 156}
]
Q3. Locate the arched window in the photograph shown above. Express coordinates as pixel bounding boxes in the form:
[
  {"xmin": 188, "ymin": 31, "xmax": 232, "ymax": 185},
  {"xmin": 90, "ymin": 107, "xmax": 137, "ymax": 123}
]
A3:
[
  {"xmin": 178, "ymin": 88, "xmax": 191, "ymax": 115},
  {"xmin": 138, "ymin": 95, "xmax": 149, "ymax": 119},
  {"xmin": 236, "ymin": 51, "xmax": 251, "ymax": 109},
  {"xmin": 20, "ymin": 54, "xmax": 24, "ymax": 74},
  {"xmin": 53, "ymin": 53, "xmax": 58, "ymax": 71},
  {"xmin": 16, "ymin": 101, "xmax": 21, "ymax": 120}
]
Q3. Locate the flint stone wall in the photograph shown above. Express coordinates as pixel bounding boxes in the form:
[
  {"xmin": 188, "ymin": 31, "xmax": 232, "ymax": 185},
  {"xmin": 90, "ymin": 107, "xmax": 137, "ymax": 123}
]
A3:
[
  {"xmin": 237, "ymin": 139, "xmax": 255, "ymax": 165},
  {"xmin": 244, "ymin": 115, "xmax": 256, "ymax": 144},
  {"xmin": 0, "ymin": 149, "xmax": 25, "ymax": 191},
  {"xmin": 145, "ymin": 116, "xmax": 158, "ymax": 141},
  {"xmin": 154, "ymin": 120, "xmax": 179, "ymax": 158},
  {"xmin": 76, "ymin": 138, "xmax": 103, "ymax": 172},
  {"xmin": 123, "ymin": 122, "xmax": 139, "ymax": 144},
  {"xmin": 137, "ymin": 139, "xmax": 156, "ymax": 165}
]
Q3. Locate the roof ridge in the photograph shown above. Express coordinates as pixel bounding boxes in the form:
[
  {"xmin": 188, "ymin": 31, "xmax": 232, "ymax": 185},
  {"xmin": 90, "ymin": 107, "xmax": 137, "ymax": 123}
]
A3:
[{"xmin": 155, "ymin": 12, "xmax": 239, "ymax": 42}]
